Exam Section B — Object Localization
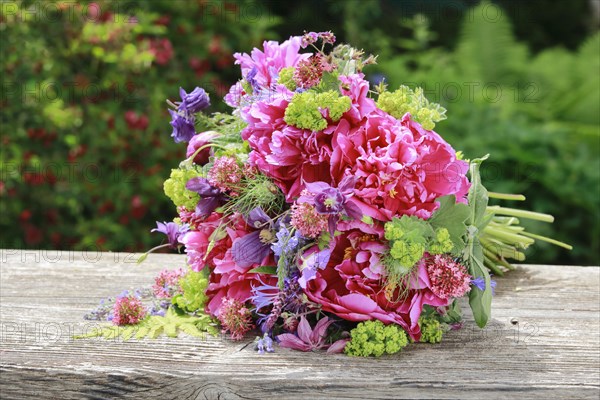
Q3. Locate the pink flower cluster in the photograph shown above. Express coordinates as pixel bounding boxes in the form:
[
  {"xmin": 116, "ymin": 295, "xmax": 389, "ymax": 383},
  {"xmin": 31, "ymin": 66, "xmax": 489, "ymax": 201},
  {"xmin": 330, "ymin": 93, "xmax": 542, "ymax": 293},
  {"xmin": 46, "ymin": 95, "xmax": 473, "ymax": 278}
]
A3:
[
  {"xmin": 179, "ymin": 213, "xmax": 277, "ymax": 316},
  {"xmin": 424, "ymin": 254, "xmax": 471, "ymax": 299},
  {"xmin": 290, "ymin": 201, "xmax": 328, "ymax": 238},
  {"xmin": 217, "ymin": 297, "xmax": 254, "ymax": 340},
  {"xmin": 241, "ymin": 72, "xmax": 469, "ymax": 219},
  {"xmin": 112, "ymin": 295, "xmax": 147, "ymax": 326},
  {"xmin": 152, "ymin": 268, "xmax": 186, "ymax": 299},
  {"xmin": 208, "ymin": 156, "xmax": 242, "ymax": 193}
]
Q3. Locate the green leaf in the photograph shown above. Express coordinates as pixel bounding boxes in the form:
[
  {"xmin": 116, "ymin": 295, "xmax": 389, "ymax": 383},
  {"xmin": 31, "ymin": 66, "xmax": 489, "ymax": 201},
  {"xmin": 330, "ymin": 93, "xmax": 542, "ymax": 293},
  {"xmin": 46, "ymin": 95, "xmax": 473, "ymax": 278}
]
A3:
[
  {"xmin": 248, "ymin": 265, "xmax": 278, "ymax": 274},
  {"xmin": 134, "ymin": 326, "xmax": 150, "ymax": 340},
  {"xmin": 464, "ymin": 156, "xmax": 493, "ymax": 328},
  {"xmin": 121, "ymin": 326, "xmax": 135, "ymax": 341},
  {"xmin": 429, "ymin": 195, "xmax": 470, "ymax": 253},
  {"xmin": 467, "ymin": 240, "xmax": 493, "ymax": 328},
  {"xmin": 467, "ymin": 156, "xmax": 491, "ymax": 231},
  {"xmin": 179, "ymin": 323, "xmax": 205, "ymax": 338},
  {"xmin": 164, "ymin": 322, "xmax": 177, "ymax": 338},
  {"xmin": 137, "ymin": 252, "xmax": 148, "ymax": 264}
]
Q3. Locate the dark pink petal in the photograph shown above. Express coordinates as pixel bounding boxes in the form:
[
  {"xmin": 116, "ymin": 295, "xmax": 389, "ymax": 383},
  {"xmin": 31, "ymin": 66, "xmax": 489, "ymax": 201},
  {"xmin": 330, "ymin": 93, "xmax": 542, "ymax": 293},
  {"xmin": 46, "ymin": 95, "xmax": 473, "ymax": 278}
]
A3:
[
  {"xmin": 277, "ymin": 333, "xmax": 312, "ymax": 351},
  {"xmin": 327, "ymin": 338, "xmax": 350, "ymax": 354},
  {"xmin": 296, "ymin": 316, "xmax": 312, "ymax": 344},
  {"xmin": 310, "ymin": 317, "xmax": 334, "ymax": 344}
]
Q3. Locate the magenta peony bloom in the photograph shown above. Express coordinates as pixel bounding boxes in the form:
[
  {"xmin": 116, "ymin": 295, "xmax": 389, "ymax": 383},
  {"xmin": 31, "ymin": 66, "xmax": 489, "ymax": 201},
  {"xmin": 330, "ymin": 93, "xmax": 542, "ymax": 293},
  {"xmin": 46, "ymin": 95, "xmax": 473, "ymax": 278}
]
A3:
[
  {"xmin": 179, "ymin": 212, "xmax": 229, "ymax": 271},
  {"xmin": 302, "ymin": 225, "xmax": 450, "ymax": 340},
  {"xmin": 331, "ymin": 109, "xmax": 469, "ymax": 221},
  {"xmin": 241, "ymin": 95, "xmax": 335, "ymax": 199},
  {"xmin": 202, "ymin": 214, "xmax": 277, "ymax": 316},
  {"xmin": 234, "ymin": 36, "xmax": 310, "ymax": 89}
]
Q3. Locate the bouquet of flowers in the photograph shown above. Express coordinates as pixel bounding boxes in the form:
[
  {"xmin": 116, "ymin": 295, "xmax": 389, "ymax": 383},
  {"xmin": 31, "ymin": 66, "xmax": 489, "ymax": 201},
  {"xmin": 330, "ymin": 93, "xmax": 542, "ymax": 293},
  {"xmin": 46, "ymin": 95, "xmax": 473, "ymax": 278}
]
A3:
[{"xmin": 82, "ymin": 32, "xmax": 570, "ymax": 356}]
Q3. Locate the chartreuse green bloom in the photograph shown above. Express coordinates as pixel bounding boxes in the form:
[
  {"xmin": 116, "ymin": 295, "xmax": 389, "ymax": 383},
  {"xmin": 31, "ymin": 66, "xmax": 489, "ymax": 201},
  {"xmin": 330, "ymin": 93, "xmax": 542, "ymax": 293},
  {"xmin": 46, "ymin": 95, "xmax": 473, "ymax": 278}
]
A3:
[
  {"xmin": 345, "ymin": 320, "xmax": 409, "ymax": 357},
  {"xmin": 429, "ymin": 228, "xmax": 453, "ymax": 254},
  {"xmin": 419, "ymin": 316, "xmax": 444, "ymax": 343},
  {"xmin": 377, "ymin": 85, "xmax": 447, "ymax": 130},
  {"xmin": 171, "ymin": 270, "xmax": 210, "ymax": 313},
  {"xmin": 384, "ymin": 215, "xmax": 432, "ymax": 272},
  {"xmin": 278, "ymin": 67, "xmax": 296, "ymax": 91},
  {"xmin": 284, "ymin": 90, "xmax": 351, "ymax": 131},
  {"xmin": 163, "ymin": 168, "xmax": 202, "ymax": 210}
]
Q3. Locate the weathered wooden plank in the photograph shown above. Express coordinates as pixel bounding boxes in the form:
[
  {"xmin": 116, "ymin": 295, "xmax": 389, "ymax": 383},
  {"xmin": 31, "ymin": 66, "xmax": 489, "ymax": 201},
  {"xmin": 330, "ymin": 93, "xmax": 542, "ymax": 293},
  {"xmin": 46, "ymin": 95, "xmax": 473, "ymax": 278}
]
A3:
[{"xmin": 0, "ymin": 250, "xmax": 598, "ymax": 399}]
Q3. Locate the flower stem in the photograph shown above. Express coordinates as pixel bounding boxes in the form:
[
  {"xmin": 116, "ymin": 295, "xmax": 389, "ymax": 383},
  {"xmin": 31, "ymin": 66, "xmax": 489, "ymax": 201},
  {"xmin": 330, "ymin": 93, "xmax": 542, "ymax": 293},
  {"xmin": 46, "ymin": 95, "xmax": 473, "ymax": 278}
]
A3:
[
  {"xmin": 487, "ymin": 206, "xmax": 554, "ymax": 223},
  {"xmin": 519, "ymin": 231, "xmax": 573, "ymax": 250},
  {"xmin": 488, "ymin": 192, "xmax": 526, "ymax": 201}
]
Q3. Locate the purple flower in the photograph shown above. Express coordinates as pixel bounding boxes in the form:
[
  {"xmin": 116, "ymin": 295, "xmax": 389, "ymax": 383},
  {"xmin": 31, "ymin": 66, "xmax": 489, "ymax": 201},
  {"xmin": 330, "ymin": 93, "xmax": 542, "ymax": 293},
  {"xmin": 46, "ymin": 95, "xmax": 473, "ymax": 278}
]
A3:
[
  {"xmin": 185, "ymin": 177, "xmax": 227, "ymax": 217},
  {"xmin": 232, "ymin": 207, "xmax": 274, "ymax": 268},
  {"xmin": 178, "ymin": 87, "xmax": 210, "ymax": 113},
  {"xmin": 298, "ymin": 248, "xmax": 331, "ymax": 289},
  {"xmin": 271, "ymin": 224, "xmax": 300, "ymax": 258},
  {"xmin": 169, "ymin": 109, "xmax": 195, "ymax": 143},
  {"xmin": 257, "ymin": 334, "xmax": 274, "ymax": 354},
  {"xmin": 277, "ymin": 316, "xmax": 346, "ymax": 353},
  {"xmin": 471, "ymin": 276, "xmax": 497, "ymax": 294},
  {"xmin": 301, "ymin": 32, "xmax": 319, "ymax": 48},
  {"xmin": 232, "ymin": 230, "xmax": 272, "ymax": 268},
  {"xmin": 300, "ymin": 176, "xmax": 363, "ymax": 236},
  {"xmin": 151, "ymin": 221, "xmax": 189, "ymax": 249},
  {"xmin": 318, "ymin": 31, "xmax": 336, "ymax": 44},
  {"xmin": 251, "ymin": 275, "xmax": 280, "ymax": 311},
  {"xmin": 246, "ymin": 67, "xmax": 261, "ymax": 93}
]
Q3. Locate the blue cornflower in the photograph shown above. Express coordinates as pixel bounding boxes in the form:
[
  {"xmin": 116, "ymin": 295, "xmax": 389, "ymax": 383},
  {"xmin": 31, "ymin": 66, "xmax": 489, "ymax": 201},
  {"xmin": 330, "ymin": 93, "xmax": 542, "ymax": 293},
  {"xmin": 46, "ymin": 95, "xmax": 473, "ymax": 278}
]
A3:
[{"xmin": 471, "ymin": 276, "xmax": 497, "ymax": 294}]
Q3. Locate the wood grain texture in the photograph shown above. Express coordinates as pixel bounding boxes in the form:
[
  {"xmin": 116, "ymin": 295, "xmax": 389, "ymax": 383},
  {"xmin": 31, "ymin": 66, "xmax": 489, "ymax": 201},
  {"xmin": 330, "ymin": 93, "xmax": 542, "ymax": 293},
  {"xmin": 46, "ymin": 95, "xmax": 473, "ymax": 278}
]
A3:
[{"xmin": 0, "ymin": 250, "xmax": 598, "ymax": 399}]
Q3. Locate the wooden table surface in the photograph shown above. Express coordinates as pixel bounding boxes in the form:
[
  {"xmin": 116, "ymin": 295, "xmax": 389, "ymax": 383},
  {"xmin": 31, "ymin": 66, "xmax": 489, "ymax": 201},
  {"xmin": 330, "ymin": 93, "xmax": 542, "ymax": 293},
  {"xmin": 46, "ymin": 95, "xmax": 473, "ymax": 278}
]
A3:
[{"xmin": 0, "ymin": 250, "xmax": 598, "ymax": 399}]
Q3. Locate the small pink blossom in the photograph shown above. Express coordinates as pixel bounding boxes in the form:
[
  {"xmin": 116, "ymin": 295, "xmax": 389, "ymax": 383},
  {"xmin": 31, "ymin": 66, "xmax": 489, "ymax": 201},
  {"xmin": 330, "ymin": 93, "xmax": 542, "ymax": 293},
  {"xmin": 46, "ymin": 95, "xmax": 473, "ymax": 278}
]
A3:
[
  {"xmin": 425, "ymin": 254, "xmax": 471, "ymax": 299},
  {"xmin": 217, "ymin": 298, "xmax": 254, "ymax": 340},
  {"xmin": 290, "ymin": 201, "xmax": 328, "ymax": 238},
  {"xmin": 112, "ymin": 296, "xmax": 146, "ymax": 326},
  {"xmin": 152, "ymin": 268, "xmax": 186, "ymax": 299},
  {"xmin": 208, "ymin": 156, "xmax": 242, "ymax": 193}
]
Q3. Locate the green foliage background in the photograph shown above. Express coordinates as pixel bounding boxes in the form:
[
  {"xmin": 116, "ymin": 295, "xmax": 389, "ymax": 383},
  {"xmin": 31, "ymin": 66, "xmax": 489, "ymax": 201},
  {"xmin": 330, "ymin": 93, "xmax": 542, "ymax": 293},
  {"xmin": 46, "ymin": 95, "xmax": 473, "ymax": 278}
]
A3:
[{"xmin": 1, "ymin": 0, "xmax": 598, "ymax": 265}]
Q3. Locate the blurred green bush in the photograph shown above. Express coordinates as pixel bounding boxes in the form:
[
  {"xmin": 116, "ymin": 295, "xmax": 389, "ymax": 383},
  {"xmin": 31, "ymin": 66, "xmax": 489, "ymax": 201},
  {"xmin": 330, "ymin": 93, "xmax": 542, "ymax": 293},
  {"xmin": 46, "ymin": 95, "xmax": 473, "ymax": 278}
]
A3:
[
  {"xmin": 1, "ymin": 0, "xmax": 598, "ymax": 265},
  {"xmin": 365, "ymin": 2, "xmax": 599, "ymax": 265},
  {"xmin": 0, "ymin": 0, "xmax": 278, "ymax": 252}
]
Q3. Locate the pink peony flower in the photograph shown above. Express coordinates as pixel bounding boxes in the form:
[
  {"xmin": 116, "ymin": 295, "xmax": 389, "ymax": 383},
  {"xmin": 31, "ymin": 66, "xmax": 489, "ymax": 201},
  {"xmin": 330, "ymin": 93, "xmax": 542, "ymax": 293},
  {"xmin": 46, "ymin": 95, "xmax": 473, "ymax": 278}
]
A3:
[
  {"xmin": 179, "ymin": 212, "xmax": 229, "ymax": 271},
  {"xmin": 200, "ymin": 214, "xmax": 278, "ymax": 316},
  {"xmin": 331, "ymin": 109, "xmax": 469, "ymax": 221},
  {"xmin": 241, "ymin": 95, "xmax": 335, "ymax": 199},
  {"xmin": 302, "ymin": 224, "xmax": 450, "ymax": 340},
  {"xmin": 234, "ymin": 36, "xmax": 310, "ymax": 88}
]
